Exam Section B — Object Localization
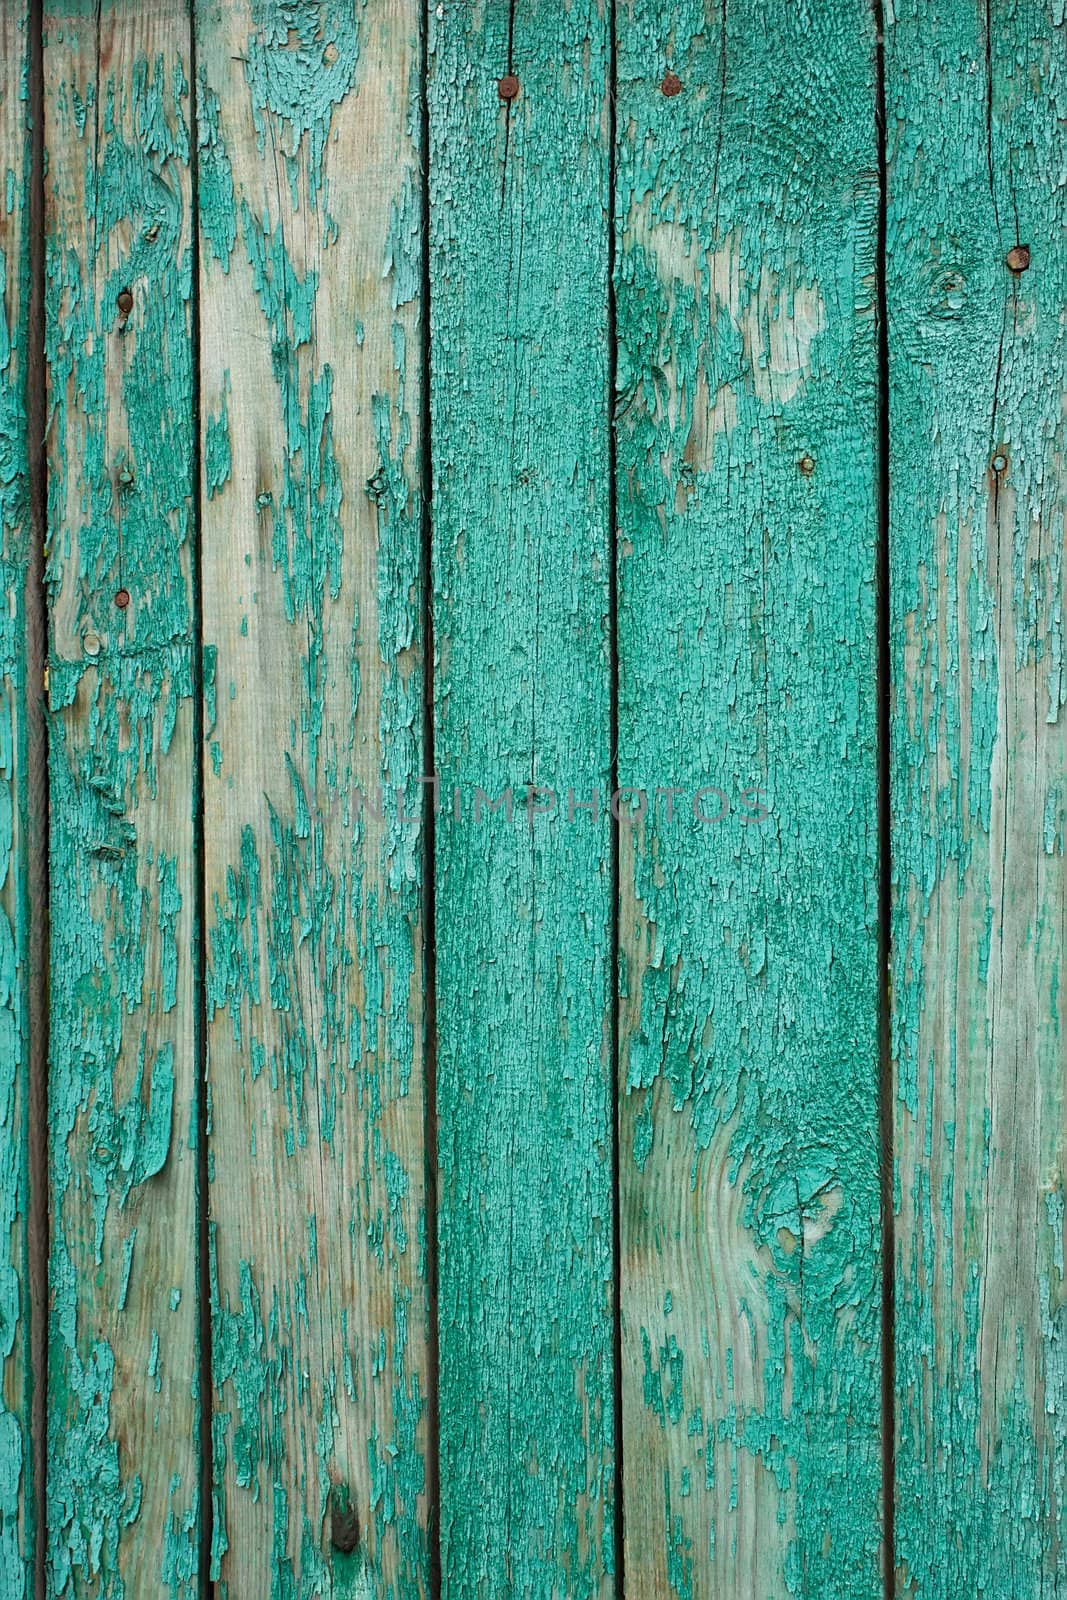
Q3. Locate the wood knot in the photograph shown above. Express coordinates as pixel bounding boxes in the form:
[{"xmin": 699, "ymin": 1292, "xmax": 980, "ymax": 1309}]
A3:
[
  {"xmin": 329, "ymin": 1488, "xmax": 360, "ymax": 1555},
  {"xmin": 365, "ymin": 466, "xmax": 389, "ymax": 505},
  {"xmin": 917, "ymin": 260, "xmax": 969, "ymax": 335}
]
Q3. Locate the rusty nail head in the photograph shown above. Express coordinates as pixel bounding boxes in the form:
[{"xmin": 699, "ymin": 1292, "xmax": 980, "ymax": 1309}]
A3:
[
  {"xmin": 498, "ymin": 74, "xmax": 520, "ymax": 101},
  {"xmin": 991, "ymin": 452, "xmax": 1008, "ymax": 474},
  {"xmin": 117, "ymin": 288, "xmax": 134, "ymax": 316},
  {"xmin": 798, "ymin": 455, "xmax": 816, "ymax": 476},
  {"xmin": 114, "ymin": 588, "xmax": 130, "ymax": 610},
  {"xmin": 660, "ymin": 71, "xmax": 683, "ymax": 96},
  {"xmin": 1006, "ymin": 244, "xmax": 1030, "ymax": 273}
]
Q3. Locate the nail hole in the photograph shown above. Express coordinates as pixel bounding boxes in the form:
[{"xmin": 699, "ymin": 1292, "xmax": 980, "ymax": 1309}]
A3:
[
  {"xmin": 798, "ymin": 455, "xmax": 816, "ymax": 477},
  {"xmin": 497, "ymin": 74, "xmax": 520, "ymax": 101},
  {"xmin": 116, "ymin": 288, "xmax": 134, "ymax": 316},
  {"xmin": 114, "ymin": 589, "xmax": 130, "ymax": 610},
  {"xmin": 1005, "ymin": 244, "xmax": 1030, "ymax": 273},
  {"xmin": 660, "ymin": 72, "xmax": 683, "ymax": 96}
]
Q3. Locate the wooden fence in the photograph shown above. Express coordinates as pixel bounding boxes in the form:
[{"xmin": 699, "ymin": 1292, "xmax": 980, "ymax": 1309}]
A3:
[{"xmin": 0, "ymin": 2, "xmax": 1062, "ymax": 1596}]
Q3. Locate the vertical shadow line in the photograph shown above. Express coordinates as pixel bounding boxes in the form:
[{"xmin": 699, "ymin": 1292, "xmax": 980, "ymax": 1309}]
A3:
[
  {"xmin": 872, "ymin": 4, "xmax": 896, "ymax": 1596},
  {"xmin": 25, "ymin": 4, "xmax": 49, "ymax": 1599},
  {"xmin": 605, "ymin": 3, "xmax": 624, "ymax": 1594},
  {"xmin": 418, "ymin": 6, "xmax": 441, "ymax": 1597},
  {"xmin": 186, "ymin": 7, "xmax": 214, "ymax": 1595}
]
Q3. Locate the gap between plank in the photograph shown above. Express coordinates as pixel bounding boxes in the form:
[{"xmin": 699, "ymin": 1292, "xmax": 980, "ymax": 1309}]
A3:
[
  {"xmin": 872, "ymin": 3, "xmax": 896, "ymax": 1595},
  {"xmin": 25, "ymin": 3, "xmax": 49, "ymax": 1597},
  {"xmin": 186, "ymin": 10, "xmax": 215, "ymax": 1595},
  {"xmin": 418, "ymin": 4, "xmax": 442, "ymax": 1592}
]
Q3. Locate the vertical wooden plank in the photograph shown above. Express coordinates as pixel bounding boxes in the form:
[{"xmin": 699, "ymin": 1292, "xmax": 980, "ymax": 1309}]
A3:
[
  {"xmin": 43, "ymin": 4, "xmax": 200, "ymax": 1594},
  {"xmin": 614, "ymin": 4, "xmax": 883, "ymax": 1594},
  {"xmin": 428, "ymin": 7, "xmax": 615, "ymax": 1595},
  {"xmin": 196, "ymin": 3, "xmax": 430, "ymax": 1593},
  {"xmin": 0, "ymin": 7, "xmax": 36, "ymax": 1594},
  {"xmin": 887, "ymin": 3, "xmax": 1065, "ymax": 1593}
]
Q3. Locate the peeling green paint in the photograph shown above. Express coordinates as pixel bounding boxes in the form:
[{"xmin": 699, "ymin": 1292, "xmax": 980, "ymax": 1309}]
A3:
[
  {"xmin": 888, "ymin": 2, "xmax": 1066, "ymax": 1593},
  {"xmin": 614, "ymin": 3, "xmax": 883, "ymax": 1593},
  {"xmin": 429, "ymin": 6, "xmax": 616, "ymax": 1594},
  {"xmin": 0, "ymin": 9, "xmax": 33, "ymax": 1596},
  {"xmin": 44, "ymin": 6, "xmax": 200, "ymax": 1594},
  {"xmin": 5, "ymin": 7, "xmax": 1060, "ymax": 1598},
  {"xmin": 195, "ymin": 67, "xmax": 236, "ymax": 269},
  {"xmin": 204, "ymin": 374, "xmax": 232, "ymax": 499},
  {"xmin": 198, "ymin": 2, "xmax": 429, "ymax": 1593}
]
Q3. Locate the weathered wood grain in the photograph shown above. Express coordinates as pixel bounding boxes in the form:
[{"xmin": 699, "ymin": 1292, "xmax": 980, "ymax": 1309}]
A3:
[
  {"xmin": 0, "ymin": 8, "xmax": 36, "ymax": 1595},
  {"xmin": 428, "ymin": 5, "xmax": 616, "ymax": 1594},
  {"xmin": 196, "ymin": 2, "xmax": 430, "ymax": 1593},
  {"xmin": 887, "ymin": 3, "xmax": 1066, "ymax": 1594},
  {"xmin": 43, "ymin": 4, "xmax": 200, "ymax": 1594},
  {"xmin": 613, "ymin": 4, "xmax": 883, "ymax": 1594}
]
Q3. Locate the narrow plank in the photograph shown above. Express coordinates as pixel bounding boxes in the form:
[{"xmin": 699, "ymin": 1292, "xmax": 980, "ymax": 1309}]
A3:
[
  {"xmin": 614, "ymin": 4, "xmax": 883, "ymax": 1593},
  {"xmin": 887, "ymin": 2, "xmax": 1065, "ymax": 1593},
  {"xmin": 428, "ymin": 7, "xmax": 616, "ymax": 1594},
  {"xmin": 196, "ymin": 3, "xmax": 430, "ymax": 1593},
  {"xmin": 43, "ymin": 4, "xmax": 200, "ymax": 1593},
  {"xmin": 0, "ymin": 8, "xmax": 36, "ymax": 1594}
]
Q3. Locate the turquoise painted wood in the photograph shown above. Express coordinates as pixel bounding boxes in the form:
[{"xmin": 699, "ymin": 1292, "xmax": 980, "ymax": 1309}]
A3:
[
  {"xmin": 0, "ymin": 2, "xmax": 1061, "ymax": 1595},
  {"xmin": 427, "ymin": 5, "xmax": 616, "ymax": 1594},
  {"xmin": 43, "ymin": 3, "xmax": 201, "ymax": 1594},
  {"xmin": 0, "ymin": 8, "xmax": 36, "ymax": 1595},
  {"xmin": 196, "ymin": 1, "xmax": 432, "ymax": 1593},
  {"xmin": 613, "ymin": 3, "xmax": 884, "ymax": 1595},
  {"xmin": 886, "ymin": 1, "xmax": 1066, "ymax": 1594}
]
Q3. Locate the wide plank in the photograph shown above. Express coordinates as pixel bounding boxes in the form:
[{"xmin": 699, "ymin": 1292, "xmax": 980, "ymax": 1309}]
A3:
[
  {"xmin": 196, "ymin": 2, "xmax": 431, "ymax": 1592},
  {"xmin": 887, "ymin": 1, "xmax": 1066, "ymax": 1593},
  {"xmin": 43, "ymin": 2, "xmax": 200, "ymax": 1594},
  {"xmin": 614, "ymin": 3, "xmax": 884, "ymax": 1593},
  {"xmin": 428, "ymin": 5, "xmax": 616, "ymax": 1594}
]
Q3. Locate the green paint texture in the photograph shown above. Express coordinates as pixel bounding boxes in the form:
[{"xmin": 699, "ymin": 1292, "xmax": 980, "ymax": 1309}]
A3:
[
  {"xmin": 43, "ymin": 4, "xmax": 201, "ymax": 1595},
  {"xmin": 614, "ymin": 2, "xmax": 883, "ymax": 1594},
  {"xmin": 0, "ymin": 9, "xmax": 34, "ymax": 1597},
  {"xmin": 429, "ymin": 5, "xmax": 616, "ymax": 1595},
  {"xmin": 197, "ymin": 2, "xmax": 430, "ymax": 1594},
  {"xmin": 887, "ymin": 1, "xmax": 1065, "ymax": 1594},
  {"xmin": 0, "ymin": 6, "xmax": 1058, "ymax": 1597}
]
